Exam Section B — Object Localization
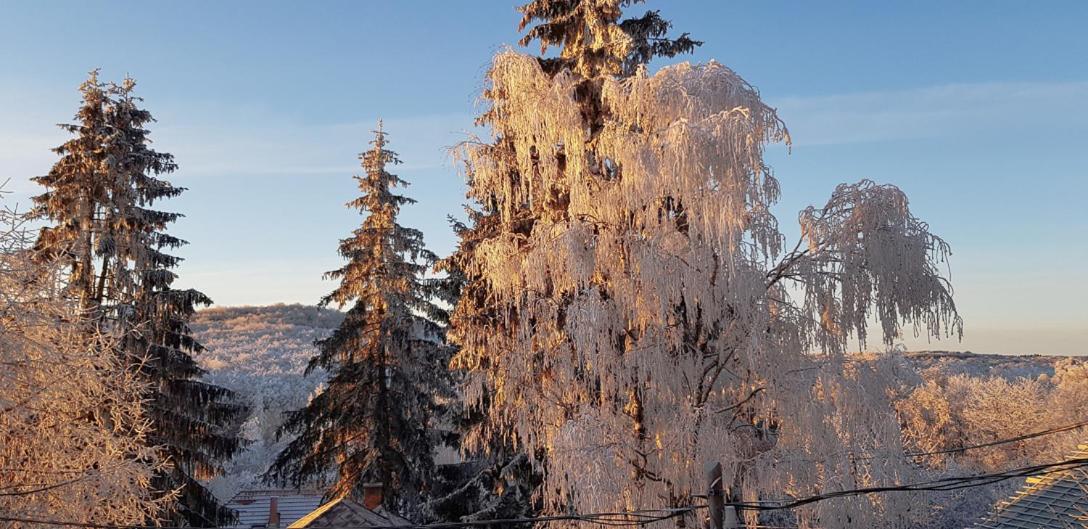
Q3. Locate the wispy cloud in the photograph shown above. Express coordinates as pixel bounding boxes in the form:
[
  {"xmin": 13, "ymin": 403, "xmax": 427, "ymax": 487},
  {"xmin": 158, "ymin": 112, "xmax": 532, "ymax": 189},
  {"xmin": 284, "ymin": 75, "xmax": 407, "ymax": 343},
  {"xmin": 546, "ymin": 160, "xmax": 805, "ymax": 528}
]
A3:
[
  {"xmin": 7, "ymin": 80, "xmax": 1086, "ymax": 191},
  {"xmin": 0, "ymin": 94, "xmax": 476, "ymax": 197},
  {"xmin": 154, "ymin": 112, "xmax": 476, "ymax": 178},
  {"xmin": 768, "ymin": 80, "xmax": 1088, "ymax": 146}
]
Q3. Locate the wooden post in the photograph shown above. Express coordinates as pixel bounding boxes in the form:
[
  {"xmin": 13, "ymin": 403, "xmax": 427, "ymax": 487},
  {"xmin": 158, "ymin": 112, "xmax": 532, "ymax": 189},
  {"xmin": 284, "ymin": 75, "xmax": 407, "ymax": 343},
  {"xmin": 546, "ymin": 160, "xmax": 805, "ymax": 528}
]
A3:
[{"xmin": 706, "ymin": 462, "xmax": 724, "ymax": 529}]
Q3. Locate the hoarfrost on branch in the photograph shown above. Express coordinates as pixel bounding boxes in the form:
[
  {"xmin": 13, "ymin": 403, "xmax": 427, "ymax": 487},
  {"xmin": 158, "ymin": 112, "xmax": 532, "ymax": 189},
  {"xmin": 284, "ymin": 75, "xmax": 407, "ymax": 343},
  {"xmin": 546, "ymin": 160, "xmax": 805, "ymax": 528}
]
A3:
[
  {"xmin": 450, "ymin": 50, "xmax": 961, "ymax": 528},
  {"xmin": 0, "ymin": 201, "xmax": 168, "ymax": 524}
]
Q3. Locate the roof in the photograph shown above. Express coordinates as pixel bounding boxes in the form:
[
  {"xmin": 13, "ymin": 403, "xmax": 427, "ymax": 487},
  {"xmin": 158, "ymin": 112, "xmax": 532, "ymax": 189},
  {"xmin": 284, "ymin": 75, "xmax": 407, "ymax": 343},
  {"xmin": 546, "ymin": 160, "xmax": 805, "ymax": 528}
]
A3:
[
  {"xmin": 224, "ymin": 489, "xmax": 325, "ymax": 529},
  {"xmin": 287, "ymin": 497, "xmax": 412, "ymax": 529},
  {"xmin": 973, "ymin": 444, "xmax": 1088, "ymax": 529}
]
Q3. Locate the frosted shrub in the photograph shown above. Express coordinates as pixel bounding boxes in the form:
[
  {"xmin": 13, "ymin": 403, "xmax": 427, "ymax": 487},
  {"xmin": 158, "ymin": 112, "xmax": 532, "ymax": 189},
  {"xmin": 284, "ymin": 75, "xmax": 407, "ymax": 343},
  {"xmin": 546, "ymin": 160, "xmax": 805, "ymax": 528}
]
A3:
[
  {"xmin": 900, "ymin": 360, "xmax": 1088, "ymax": 472},
  {"xmin": 0, "ymin": 203, "xmax": 167, "ymax": 524}
]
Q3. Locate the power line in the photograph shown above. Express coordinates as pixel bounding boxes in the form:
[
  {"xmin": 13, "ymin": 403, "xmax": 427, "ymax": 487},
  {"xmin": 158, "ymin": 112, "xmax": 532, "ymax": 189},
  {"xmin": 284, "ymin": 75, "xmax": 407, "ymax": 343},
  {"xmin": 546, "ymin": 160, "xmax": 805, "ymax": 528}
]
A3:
[
  {"xmin": 773, "ymin": 418, "xmax": 1088, "ymax": 465},
  {"xmin": 900, "ymin": 419, "xmax": 1088, "ymax": 459},
  {"xmin": 5, "ymin": 453, "xmax": 1088, "ymax": 529},
  {"xmin": 0, "ymin": 507, "xmax": 699, "ymax": 529},
  {"xmin": 731, "ymin": 457, "xmax": 1088, "ymax": 511}
]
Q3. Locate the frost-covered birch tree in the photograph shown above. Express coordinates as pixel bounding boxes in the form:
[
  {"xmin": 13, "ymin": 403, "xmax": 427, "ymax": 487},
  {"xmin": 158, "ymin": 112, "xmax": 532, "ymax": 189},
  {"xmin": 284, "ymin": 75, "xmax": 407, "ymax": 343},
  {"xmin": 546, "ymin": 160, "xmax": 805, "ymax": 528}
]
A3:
[
  {"xmin": 0, "ymin": 199, "xmax": 168, "ymax": 525},
  {"xmin": 446, "ymin": 2, "xmax": 961, "ymax": 528},
  {"xmin": 29, "ymin": 72, "xmax": 245, "ymax": 526},
  {"xmin": 267, "ymin": 123, "xmax": 452, "ymax": 515}
]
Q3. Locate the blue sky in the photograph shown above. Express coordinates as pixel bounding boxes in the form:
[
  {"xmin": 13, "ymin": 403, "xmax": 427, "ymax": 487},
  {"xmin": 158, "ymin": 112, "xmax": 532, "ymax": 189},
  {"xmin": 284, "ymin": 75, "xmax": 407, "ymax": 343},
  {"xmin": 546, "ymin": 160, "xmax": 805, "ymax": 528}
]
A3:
[{"xmin": 2, "ymin": 1, "xmax": 1086, "ymax": 355}]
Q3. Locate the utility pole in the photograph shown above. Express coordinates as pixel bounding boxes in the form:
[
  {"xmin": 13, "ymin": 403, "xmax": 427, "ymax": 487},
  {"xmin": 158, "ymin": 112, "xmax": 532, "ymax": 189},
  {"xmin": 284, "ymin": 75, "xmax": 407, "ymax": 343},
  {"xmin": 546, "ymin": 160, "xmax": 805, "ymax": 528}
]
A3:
[
  {"xmin": 706, "ymin": 462, "xmax": 741, "ymax": 529},
  {"xmin": 706, "ymin": 463, "xmax": 724, "ymax": 529}
]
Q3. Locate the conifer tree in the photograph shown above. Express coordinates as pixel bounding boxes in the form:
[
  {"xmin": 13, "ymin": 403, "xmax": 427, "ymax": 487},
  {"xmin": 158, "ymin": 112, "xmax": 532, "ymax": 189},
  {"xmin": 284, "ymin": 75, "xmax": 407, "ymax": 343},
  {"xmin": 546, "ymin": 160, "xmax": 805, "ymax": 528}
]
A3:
[
  {"xmin": 438, "ymin": 2, "xmax": 704, "ymax": 522},
  {"xmin": 430, "ymin": 5, "xmax": 702, "ymax": 522},
  {"xmin": 31, "ymin": 73, "xmax": 245, "ymax": 526},
  {"xmin": 31, "ymin": 70, "xmax": 113, "ymax": 317},
  {"xmin": 267, "ymin": 122, "xmax": 452, "ymax": 514},
  {"xmin": 517, "ymin": 0, "xmax": 700, "ymax": 77},
  {"xmin": 447, "ymin": 2, "xmax": 960, "ymax": 528},
  {"xmin": 108, "ymin": 77, "xmax": 247, "ymax": 527}
]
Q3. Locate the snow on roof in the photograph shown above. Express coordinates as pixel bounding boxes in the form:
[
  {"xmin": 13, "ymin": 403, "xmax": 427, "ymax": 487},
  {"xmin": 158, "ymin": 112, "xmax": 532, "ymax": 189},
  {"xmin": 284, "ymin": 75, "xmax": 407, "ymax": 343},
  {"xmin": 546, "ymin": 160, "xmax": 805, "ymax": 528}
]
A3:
[
  {"xmin": 973, "ymin": 444, "xmax": 1088, "ymax": 529},
  {"xmin": 286, "ymin": 496, "xmax": 412, "ymax": 529},
  {"xmin": 224, "ymin": 489, "xmax": 325, "ymax": 529}
]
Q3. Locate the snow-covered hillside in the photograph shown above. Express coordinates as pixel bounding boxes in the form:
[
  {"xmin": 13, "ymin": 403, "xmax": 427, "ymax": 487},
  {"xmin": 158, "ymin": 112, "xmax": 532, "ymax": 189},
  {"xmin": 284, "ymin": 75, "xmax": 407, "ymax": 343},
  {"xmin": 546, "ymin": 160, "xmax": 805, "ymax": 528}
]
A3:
[
  {"xmin": 902, "ymin": 350, "xmax": 1064, "ymax": 380},
  {"xmin": 191, "ymin": 304, "xmax": 344, "ymax": 499}
]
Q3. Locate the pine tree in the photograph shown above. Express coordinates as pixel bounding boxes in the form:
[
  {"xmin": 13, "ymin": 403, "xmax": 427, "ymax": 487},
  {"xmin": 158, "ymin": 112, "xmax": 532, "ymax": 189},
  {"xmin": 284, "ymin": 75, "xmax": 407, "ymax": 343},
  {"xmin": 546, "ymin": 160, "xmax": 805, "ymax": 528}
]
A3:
[
  {"xmin": 31, "ymin": 73, "xmax": 245, "ymax": 526},
  {"xmin": 108, "ymin": 77, "xmax": 248, "ymax": 527},
  {"xmin": 31, "ymin": 70, "xmax": 113, "ymax": 317},
  {"xmin": 517, "ymin": 0, "xmax": 700, "ymax": 78},
  {"xmin": 267, "ymin": 122, "xmax": 452, "ymax": 514},
  {"xmin": 447, "ymin": 2, "xmax": 961, "ymax": 528}
]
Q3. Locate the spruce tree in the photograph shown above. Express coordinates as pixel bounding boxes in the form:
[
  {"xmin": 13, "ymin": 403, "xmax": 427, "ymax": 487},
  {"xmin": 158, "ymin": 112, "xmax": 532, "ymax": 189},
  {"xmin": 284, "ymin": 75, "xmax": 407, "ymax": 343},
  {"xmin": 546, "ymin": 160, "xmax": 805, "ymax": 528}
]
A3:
[
  {"xmin": 31, "ymin": 70, "xmax": 113, "ymax": 317},
  {"xmin": 108, "ymin": 78, "xmax": 248, "ymax": 527},
  {"xmin": 267, "ymin": 122, "xmax": 451, "ymax": 514},
  {"xmin": 517, "ymin": 0, "xmax": 700, "ymax": 77},
  {"xmin": 31, "ymin": 73, "xmax": 245, "ymax": 526},
  {"xmin": 437, "ymin": 1, "xmax": 703, "ymax": 522}
]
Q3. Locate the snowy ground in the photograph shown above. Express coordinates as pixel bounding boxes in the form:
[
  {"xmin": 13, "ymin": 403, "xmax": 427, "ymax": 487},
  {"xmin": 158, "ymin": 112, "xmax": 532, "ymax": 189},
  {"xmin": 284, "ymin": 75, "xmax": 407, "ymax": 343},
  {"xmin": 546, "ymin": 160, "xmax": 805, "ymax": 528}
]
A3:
[{"xmin": 191, "ymin": 304, "xmax": 341, "ymax": 499}]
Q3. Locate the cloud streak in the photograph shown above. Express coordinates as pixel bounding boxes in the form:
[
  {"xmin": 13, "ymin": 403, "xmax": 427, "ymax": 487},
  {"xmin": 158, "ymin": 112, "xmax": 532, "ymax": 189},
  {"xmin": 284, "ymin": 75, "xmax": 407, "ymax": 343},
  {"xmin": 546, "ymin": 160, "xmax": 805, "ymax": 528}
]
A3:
[
  {"xmin": 153, "ymin": 112, "xmax": 475, "ymax": 178},
  {"xmin": 6, "ymin": 80, "xmax": 1086, "ymax": 191},
  {"xmin": 0, "ymin": 99, "xmax": 475, "ymax": 199},
  {"xmin": 768, "ymin": 80, "xmax": 1088, "ymax": 146}
]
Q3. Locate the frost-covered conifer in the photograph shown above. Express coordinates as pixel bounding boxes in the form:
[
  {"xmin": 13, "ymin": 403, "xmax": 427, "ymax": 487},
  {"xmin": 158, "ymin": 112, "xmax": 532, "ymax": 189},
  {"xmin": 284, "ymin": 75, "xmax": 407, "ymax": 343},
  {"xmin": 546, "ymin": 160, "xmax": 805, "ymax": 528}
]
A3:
[
  {"xmin": 517, "ymin": 0, "xmax": 700, "ymax": 77},
  {"xmin": 446, "ymin": 2, "xmax": 961, "ymax": 528},
  {"xmin": 30, "ymin": 71, "xmax": 112, "ymax": 316},
  {"xmin": 267, "ymin": 123, "xmax": 452, "ymax": 515},
  {"xmin": 30, "ymin": 73, "xmax": 245, "ymax": 526},
  {"xmin": 107, "ymin": 78, "xmax": 247, "ymax": 526}
]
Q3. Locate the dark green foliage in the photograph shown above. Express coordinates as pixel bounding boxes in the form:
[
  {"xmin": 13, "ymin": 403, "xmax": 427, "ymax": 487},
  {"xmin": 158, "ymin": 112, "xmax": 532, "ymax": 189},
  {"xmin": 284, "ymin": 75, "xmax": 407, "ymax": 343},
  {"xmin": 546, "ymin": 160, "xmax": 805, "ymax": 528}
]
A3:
[
  {"xmin": 267, "ymin": 123, "xmax": 453, "ymax": 516},
  {"xmin": 31, "ymin": 72, "xmax": 246, "ymax": 527},
  {"xmin": 517, "ymin": 0, "xmax": 701, "ymax": 77},
  {"xmin": 618, "ymin": 8, "xmax": 702, "ymax": 73},
  {"xmin": 426, "ymin": 455, "xmax": 539, "ymax": 529}
]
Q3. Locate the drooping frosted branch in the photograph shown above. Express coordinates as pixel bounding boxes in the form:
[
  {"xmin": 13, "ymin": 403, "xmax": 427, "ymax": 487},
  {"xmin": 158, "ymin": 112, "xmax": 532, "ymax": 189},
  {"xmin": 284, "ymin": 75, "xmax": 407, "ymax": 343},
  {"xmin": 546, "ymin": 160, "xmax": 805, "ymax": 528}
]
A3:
[
  {"xmin": 776, "ymin": 180, "xmax": 962, "ymax": 352},
  {"xmin": 450, "ymin": 42, "xmax": 958, "ymax": 529}
]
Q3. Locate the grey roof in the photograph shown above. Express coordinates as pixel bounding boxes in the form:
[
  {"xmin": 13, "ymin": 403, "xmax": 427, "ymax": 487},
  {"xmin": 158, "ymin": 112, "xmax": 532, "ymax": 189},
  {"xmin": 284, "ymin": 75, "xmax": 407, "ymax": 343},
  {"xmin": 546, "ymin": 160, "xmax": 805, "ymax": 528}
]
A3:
[
  {"xmin": 973, "ymin": 445, "xmax": 1088, "ymax": 529},
  {"xmin": 224, "ymin": 489, "xmax": 325, "ymax": 529}
]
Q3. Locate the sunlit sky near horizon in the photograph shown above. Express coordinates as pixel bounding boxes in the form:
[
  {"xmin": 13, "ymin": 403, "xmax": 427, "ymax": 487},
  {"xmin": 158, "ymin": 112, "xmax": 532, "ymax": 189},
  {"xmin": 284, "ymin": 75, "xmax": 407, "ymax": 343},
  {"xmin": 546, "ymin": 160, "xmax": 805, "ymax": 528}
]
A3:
[{"xmin": 2, "ymin": 1, "xmax": 1086, "ymax": 355}]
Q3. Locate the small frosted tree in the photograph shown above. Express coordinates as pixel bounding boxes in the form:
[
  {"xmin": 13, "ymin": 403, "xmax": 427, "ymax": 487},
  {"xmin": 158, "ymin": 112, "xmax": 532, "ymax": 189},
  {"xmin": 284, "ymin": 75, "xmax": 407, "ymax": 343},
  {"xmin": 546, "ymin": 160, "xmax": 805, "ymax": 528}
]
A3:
[
  {"xmin": 446, "ymin": 2, "xmax": 961, "ymax": 528},
  {"xmin": 267, "ymin": 123, "xmax": 452, "ymax": 514},
  {"xmin": 0, "ymin": 199, "xmax": 168, "ymax": 524}
]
